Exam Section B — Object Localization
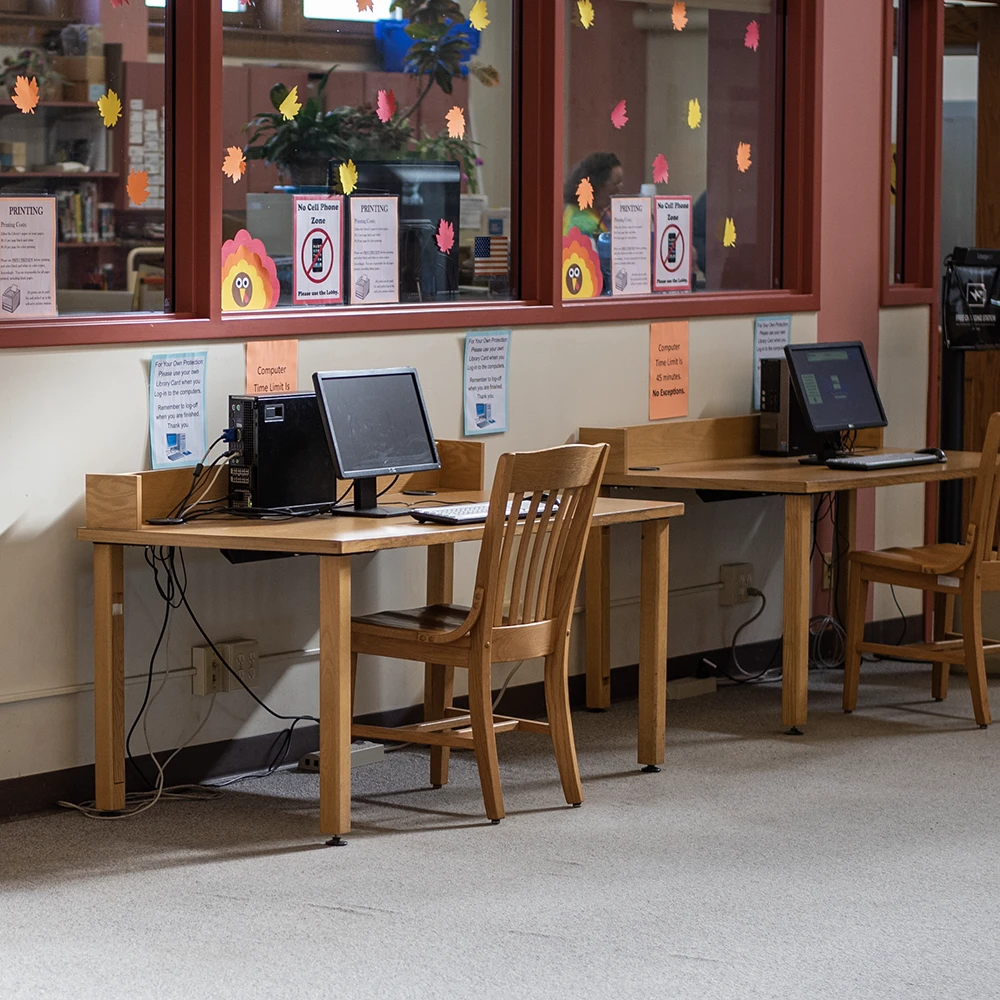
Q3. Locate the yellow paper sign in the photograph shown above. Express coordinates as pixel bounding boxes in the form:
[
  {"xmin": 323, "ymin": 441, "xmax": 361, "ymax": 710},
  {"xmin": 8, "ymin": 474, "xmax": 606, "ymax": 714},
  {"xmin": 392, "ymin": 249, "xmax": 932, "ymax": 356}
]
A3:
[
  {"xmin": 649, "ymin": 321, "xmax": 688, "ymax": 420},
  {"xmin": 246, "ymin": 340, "xmax": 298, "ymax": 394}
]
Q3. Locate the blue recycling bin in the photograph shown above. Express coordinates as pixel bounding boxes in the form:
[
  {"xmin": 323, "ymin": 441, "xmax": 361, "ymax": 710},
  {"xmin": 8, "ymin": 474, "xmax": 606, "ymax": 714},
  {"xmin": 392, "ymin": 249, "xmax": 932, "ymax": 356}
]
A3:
[{"xmin": 374, "ymin": 19, "xmax": 481, "ymax": 75}]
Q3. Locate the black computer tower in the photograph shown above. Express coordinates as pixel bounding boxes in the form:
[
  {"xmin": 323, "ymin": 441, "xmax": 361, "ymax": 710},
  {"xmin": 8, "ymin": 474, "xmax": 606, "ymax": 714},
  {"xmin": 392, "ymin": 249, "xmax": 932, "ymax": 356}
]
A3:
[
  {"xmin": 759, "ymin": 358, "xmax": 813, "ymax": 456},
  {"xmin": 228, "ymin": 392, "xmax": 338, "ymax": 511}
]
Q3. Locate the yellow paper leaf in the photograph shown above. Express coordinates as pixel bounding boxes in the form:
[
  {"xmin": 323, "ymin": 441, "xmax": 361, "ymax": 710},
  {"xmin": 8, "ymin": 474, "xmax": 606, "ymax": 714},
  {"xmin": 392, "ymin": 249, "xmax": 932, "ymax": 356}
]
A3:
[
  {"xmin": 12, "ymin": 75, "xmax": 39, "ymax": 114},
  {"xmin": 222, "ymin": 146, "xmax": 247, "ymax": 184},
  {"xmin": 126, "ymin": 169, "xmax": 149, "ymax": 207},
  {"xmin": 97, "ymin": 89, "xmax": 122, "ymax": 128},
  {"xmin": 687, "ymin": 98, "xmax": 702, "ymax": 130},
  {"xmin": 576, "ymin": 176, "xmax": 594, "ymax": 211},
  {"xmin": 339, "ymin": 158, "xmax": 358, "ymax": 196},
  {"xmin": 279, "ymin": 85, "xmax": 301, "ymax": 121},
  {"xmin": 737, "ymin": 142, "xmax": 752, "ymax": 173},
  {"xmin": 469, "ymin": 0, "xmax": 490, "ymax": 31},
  {"xmin": 723, "ymin": 217, "xmax": 737, "ymax": 248},
  {"xmin": 445, "ymin": 105, "xmax": 466, "ymax": 139},
  {"xmin": 577, "ymin": 0, "xmax": 595, "ymax": 29},
  {"xmin": 672, "ymin": 1, "xmax": 688, "ymax": 30}
]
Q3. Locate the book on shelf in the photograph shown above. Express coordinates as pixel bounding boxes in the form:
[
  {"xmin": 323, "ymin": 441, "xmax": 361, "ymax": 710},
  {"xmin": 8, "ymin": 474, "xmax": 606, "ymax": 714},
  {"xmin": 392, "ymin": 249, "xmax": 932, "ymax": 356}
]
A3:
[{"xmin": 55, "ymin": 183, "xmax": 115, "ymax": 243}]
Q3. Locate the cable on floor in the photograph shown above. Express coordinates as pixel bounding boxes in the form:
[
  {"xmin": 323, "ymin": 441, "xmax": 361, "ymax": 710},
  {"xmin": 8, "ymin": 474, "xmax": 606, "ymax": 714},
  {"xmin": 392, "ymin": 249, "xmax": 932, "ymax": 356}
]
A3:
[{"xmin": 702, "ymin": 588, "xmax": 782, "ymax": 684}]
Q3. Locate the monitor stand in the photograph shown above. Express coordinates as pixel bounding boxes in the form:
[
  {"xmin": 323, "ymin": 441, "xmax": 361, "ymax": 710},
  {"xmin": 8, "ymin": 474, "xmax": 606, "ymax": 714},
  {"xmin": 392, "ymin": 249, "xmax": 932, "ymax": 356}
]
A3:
[
  {"xmin": 796, "ymin": 433, "xmax": 848, "ymax": 466},
  {"xmin": 328, "ymin": 476, "xmax": 411, "ymax": 518}
]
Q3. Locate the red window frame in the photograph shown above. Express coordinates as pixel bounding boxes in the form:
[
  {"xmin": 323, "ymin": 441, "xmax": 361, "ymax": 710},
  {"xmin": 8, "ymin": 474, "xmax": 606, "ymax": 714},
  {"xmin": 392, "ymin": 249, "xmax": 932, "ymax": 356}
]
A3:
[{"xmin": 0, "ymin": 0, "xmax": 823, "ymax": 350}]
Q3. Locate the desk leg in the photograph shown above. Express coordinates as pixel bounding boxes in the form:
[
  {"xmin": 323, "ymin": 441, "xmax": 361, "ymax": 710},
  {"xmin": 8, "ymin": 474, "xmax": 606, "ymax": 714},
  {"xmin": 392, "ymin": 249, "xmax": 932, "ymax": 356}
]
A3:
[
  {"xmin": 638, "ymin": 520, "xmax": 669, "ymax": 770},
  {"xmin": 94, "ymin": 543, "xmax": 125, "ymax": 812},
  {"xmin": 319, "ymin": 555, "xmax": 352, "ymax": 844},
  {"xmin": 834, "ymin": 490, "xmax": 858, "ymax": 622},
  {"xmin": 585, "ymin": 526, "xmax": 611, "ymax": 710},
  {"xmin": 783, "ymin": 495, "xmax": 811, "ymax": 732},
  {"xmin": 425, "ymin": 543, "xmax": 455, "ymax": 787}
]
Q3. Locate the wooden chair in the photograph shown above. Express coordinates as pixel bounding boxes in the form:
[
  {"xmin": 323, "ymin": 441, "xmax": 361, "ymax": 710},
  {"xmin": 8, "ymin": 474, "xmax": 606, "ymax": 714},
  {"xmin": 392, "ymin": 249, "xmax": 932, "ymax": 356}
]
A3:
[
  {"xmin": 843, "ymin": 412, "xmax": 1000, "ymax": 728},
  {"xmin": 349, "ymin": 443, "xmax": 610, "ymax": 823}
]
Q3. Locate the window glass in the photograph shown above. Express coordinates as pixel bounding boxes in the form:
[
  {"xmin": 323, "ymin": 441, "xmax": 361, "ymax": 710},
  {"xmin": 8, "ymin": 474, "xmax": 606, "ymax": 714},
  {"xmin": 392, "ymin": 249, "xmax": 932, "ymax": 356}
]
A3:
[
  {"xmin": 0, "ymin": 0, "xmax": 167, "ymax": 317},
  {"xmin": 221, "ymin": 0, "xmax": 515, "ymax": 312},
  {"xmin": 563, "ymin": 1, "xmax": 783, "ymax": 298}
]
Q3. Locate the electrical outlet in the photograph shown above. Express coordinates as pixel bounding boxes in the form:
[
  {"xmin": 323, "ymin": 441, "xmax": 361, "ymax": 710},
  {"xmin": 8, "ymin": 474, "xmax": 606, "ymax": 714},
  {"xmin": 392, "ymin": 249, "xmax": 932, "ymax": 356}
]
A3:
[
  {"xmin": 719, "ymin": 563, "xmax": 754, "ymax": 605},
  {"xmin": 821, "ymin": 553, "xmax": 832, "ymax": 591},
  {"xmin": 220, "ymin": 639, "xmax": 260, "ymax": 691},
  {"xmin": 192, "ymin": 645, "xmax": 225, "ymax": 695}
]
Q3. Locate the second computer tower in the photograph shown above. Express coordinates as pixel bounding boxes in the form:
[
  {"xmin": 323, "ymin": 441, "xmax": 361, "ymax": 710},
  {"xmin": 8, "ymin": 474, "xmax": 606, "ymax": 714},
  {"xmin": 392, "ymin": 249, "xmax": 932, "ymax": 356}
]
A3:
[{"xmin": 759, "ymin": 357, "xmax": 812, "ymax": 456}]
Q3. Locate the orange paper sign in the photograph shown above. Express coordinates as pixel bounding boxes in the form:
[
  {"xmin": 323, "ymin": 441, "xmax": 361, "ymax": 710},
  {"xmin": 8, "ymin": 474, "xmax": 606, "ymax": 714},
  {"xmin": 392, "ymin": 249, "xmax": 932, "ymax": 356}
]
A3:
[
  {"xmin": 649, "ymin": 321, "xmax": 688, "ymax": 420},
  {"xmin": 246, "ymin": 340, "xmax": 298, "ymax": 394}
]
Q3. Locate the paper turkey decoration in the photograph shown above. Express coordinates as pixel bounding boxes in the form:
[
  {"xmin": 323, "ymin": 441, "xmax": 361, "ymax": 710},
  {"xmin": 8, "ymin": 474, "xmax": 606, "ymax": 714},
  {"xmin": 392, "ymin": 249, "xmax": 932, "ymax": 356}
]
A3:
[
  {"xmin": 221, "ymin": 230, "xmax": 280, "ymax": 311},
  {"xmin": 562, "ymin": 227, "xmax": 603, "ymax": 299}
]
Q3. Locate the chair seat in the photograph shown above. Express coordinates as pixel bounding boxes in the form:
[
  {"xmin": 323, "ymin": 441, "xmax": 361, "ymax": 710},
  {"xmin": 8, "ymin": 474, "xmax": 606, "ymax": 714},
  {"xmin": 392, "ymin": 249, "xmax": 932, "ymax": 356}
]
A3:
[
  {"xmin": 848, "ymin": 542, "xmax": 968, "ymax": 575},
  {"xmin": 352, "ymin": 603, "xmax": 472, "ymax": 635}
]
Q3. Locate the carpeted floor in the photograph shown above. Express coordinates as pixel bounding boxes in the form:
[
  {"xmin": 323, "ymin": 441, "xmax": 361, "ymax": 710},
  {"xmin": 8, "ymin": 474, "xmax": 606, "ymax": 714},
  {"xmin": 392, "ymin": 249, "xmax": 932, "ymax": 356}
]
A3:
[{"xmin": 1, "ymin": 661, "xmax": 998, "ymax": 1000}]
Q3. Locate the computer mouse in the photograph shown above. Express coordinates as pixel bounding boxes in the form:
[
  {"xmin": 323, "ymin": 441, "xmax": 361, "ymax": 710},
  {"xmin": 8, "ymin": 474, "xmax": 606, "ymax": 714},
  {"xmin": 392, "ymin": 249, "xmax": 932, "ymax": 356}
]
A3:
[{"xmin": 916, "ymin": 447, "xmax": 947, "ymax": 461}]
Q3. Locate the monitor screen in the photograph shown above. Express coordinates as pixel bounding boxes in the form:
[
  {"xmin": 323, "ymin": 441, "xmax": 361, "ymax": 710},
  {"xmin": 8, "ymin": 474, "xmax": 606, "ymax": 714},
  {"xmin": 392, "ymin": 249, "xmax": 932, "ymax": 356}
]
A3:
[
  {"xmin": 784, "ymin": 342, "xmax": 887, "ymax": 434},
  {"xmin": 312, "ymin": 368, "xmax": 440, "ymax": 479}
]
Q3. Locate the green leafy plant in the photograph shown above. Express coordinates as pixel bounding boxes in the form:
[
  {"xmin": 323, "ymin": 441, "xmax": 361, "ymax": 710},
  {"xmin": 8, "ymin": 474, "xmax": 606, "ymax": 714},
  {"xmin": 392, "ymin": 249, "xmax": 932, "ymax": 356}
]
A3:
[{"xmin": 414, "ymin": 127, "xmax": 481, "ymax": 194}]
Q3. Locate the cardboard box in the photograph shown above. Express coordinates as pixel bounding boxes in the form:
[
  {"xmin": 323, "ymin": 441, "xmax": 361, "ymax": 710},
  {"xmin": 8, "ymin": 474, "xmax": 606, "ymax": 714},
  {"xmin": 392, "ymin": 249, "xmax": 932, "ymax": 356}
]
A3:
[
  {"xmin": 52, "ymin": 55, "xmax": 105, "ymax": 83},
  {"xmin": 63, "ymin": 81, "xmax": 105, "ymax": 102}
]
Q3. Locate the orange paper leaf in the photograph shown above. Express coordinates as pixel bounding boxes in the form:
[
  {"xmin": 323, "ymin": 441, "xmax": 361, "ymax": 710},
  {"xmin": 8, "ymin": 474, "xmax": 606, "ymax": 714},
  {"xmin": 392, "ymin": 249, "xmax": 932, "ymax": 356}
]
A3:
[
  {"xmin": 222, "ymin": 146, "xmax": 247, "ymax": 184},
  {"xmin": 12, "ymin": 76, "xmax": 38, "ymax": 114},
  {"xmin": 357, "ymin": 0, "xmax": 373, "ymax": 10},
  {"xmin": 376, "ymin": 88, "xmax": 396, "ymax": 123},
  {"xmin": 126, "ymin": 169, "xmax": 149, "ymax": 207},
  {"xmin": 737, "ymin": 142, "xmax": 752, "ymax": 173},
  {"xmin": 745, "ymin": 20, "xmax": 760, "ymax": 52},
  {"xmin": 436, "ymin": 219, "xmax": 455, "ymax": 254},
  {"xmin": 576, "ymin": 177, "xmax": 594, "ymax": 211},
  {"xmin": 445, "ymin": 105, "xmax": 466, "ymax": 139},
  {"xmin": 671, "ymin": 1, "xmax": 688, "ymax": 31},
  {"xmin": 652, "ymin": 153, "xmax": 669, "ymax": 185},
  {"xmin": 610, "ymin": 99, "xmax": 628, "ymax": 130}
]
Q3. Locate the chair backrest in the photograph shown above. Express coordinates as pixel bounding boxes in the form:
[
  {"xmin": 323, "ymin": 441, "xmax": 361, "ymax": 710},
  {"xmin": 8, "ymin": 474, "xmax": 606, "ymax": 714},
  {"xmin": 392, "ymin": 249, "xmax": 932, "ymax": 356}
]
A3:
[
  {"xmin": 473, "ymin": 444, "xmax": 609, "ymax": 635},
  {"xmin": 970, "ymin": 412, "xmax": 1000, "ymax": 564}
]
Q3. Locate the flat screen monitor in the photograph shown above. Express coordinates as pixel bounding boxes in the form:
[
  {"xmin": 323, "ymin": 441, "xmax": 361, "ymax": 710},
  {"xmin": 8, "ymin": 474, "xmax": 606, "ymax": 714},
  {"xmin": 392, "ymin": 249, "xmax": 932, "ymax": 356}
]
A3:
[{"xmin": 312, "ymin": 367, "xmax": 440, "ymax": 517}]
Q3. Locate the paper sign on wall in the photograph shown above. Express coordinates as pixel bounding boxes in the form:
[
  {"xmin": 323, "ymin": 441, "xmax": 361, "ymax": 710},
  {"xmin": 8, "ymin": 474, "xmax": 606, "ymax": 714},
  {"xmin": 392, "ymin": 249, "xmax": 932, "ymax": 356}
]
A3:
[
  {"xmin": 0, "ymin": 197, "xmax": 55, "ymax": 318},
  {"xmin": 610, "ymin": 196, "xmax": 652, "ymax": 295},
  {"xmin": 149, "ymin": 351, "xmax": 207, "ymax": 470},
  {"xmin": 649, "ymin": 321, "xmax": 688, "ymax": 420},
  {"xmin": 752, "ymin": 314, "xmax": 791, "ymax": 409},
  {"xmin": 654, "ymin": 196, "xmax": 692, "ymax": 292},
  {"xmin": 246, "ymin": 340, "xmax": 297, "ymax": 394},
  {"xmin": 464, "ymin": 330, "xmax": 510, "ymax": 435},
  {"xmin": 292, "ymin": 195, "xmax": 343, "ymax": 305},
  {"xmin": 349, "ymin": 195, "xmax": 399, "ymax": 305}
]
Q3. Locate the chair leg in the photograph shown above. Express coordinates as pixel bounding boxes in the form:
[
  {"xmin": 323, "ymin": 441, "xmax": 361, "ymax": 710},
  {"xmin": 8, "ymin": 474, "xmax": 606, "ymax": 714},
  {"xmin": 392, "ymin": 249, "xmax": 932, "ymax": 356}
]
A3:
[
  {"xmin": 544, "ymin": 640, "xmax": 583, "ymax": 806},
  {"xmin": 931, "ymin": 593, "xmax": 955, "ymax": 701},
  {"xmin": 468, "ymin": 651, "xmax": 504, "ymax": 822},
  {"xmin": 961, "ymin": 581, "xmax": 991, "ymax": 728},
  {"xmin": 842, "ymin": 563, "xmax": 869, "ymax": 713},
  {"xmin": 424, "ymin": 663, "xmax": 455, "ymax": 788},
  {"xmin": 350, "ymin": 651, "xmax": 358, "ymax": 717}
]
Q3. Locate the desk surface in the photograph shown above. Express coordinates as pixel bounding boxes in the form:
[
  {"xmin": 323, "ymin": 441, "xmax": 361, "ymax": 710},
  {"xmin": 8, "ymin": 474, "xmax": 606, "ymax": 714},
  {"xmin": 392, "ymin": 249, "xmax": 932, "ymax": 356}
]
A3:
[
  {"xmin": 601, "ymin": 451, "xmax": 982, "ymax": 494},
  {"xmin": 78, "ymin": 490, "xmax": 684, "ymax": 554}
]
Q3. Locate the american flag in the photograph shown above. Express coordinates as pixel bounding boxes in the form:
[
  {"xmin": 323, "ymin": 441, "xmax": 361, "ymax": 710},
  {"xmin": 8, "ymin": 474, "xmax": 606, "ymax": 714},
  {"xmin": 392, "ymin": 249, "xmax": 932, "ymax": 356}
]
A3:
[{"xmin": 474, "ymin": 235, "xmax": 509, "ymax": 277}]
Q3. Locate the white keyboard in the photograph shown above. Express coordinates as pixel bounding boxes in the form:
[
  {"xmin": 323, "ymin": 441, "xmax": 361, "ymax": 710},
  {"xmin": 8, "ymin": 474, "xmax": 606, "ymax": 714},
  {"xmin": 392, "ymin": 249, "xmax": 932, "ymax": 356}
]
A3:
[
  {"xmin": 410, "ymin": 497, "xmax": 558, "ymax": 526},
  {"xmin": 825, "ymin": 452, "xmax": 944, "ymax": 471}
]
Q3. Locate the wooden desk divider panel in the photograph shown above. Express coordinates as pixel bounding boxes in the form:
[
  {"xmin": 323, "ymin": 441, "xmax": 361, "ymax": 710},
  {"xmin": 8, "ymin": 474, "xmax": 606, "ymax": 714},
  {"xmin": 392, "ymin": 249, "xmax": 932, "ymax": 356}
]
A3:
[
  {"xmin": 579, "ymin": 416, "xmax": 884, "ymax": 473},
  {"xmin": 84, "ymin": 440, "xmax": 484, "ymax": 529}
]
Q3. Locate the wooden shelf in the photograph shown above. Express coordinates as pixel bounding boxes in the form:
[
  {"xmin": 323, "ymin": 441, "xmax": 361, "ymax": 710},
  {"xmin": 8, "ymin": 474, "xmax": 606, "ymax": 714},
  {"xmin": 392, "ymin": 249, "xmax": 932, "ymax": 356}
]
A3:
[
  {"xmin": 0, "ymin": 172, "xmax": 118, "ymax": 180},
  {"xmin": 58, "ymin": 241, "xmax": 119, "ymax": 249},
  {"xmin": 0, "ymin": 101, "xmax": 98, "ymax": 112}
]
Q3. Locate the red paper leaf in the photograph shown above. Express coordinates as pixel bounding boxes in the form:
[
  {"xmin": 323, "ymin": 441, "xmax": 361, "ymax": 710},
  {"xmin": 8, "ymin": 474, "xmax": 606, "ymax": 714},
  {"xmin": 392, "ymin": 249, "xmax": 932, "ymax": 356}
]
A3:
[
  {"xmin": 652, "ymin": 154, "xmax": 669, "ymax": 185},
  {"xmin": 111, "ymin": 0, "xmax": 130, "ymax": 7},
  {"xmin": 745, "ymin": 20, "xmax": 760, "ymax": 52},
  {"xmin": 376, "ymin": 88, "xmax": 396, "ymax": 123},
  {"xmin": 610, "ymin": 99, "xmax": 628, "ymax": 130},
  {"xmin": 436, "ymin": 218, "xmax": 454, "ymax": 254}
]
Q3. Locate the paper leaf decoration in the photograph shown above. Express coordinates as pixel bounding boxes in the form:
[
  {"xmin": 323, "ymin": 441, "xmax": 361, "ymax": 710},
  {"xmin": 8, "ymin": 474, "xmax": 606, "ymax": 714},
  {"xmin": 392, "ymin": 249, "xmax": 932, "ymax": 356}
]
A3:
[
  {"xmin": 745, "ymin": 20, "xmax": 760, "ymax": 52},
  {"xmin": 357, "ymin": 0, "xmax": 373, "ymax": 10},
  {"xmin": 222, "ymin": 146, "xmax": 247, "ymax": 184},
  {"xmin": 278, "ymin": 85, "xmax": 301, "ymax": 121},
  {"xmin": 576, "ymin": 177, "xmax": 594, "ymax": 211},
  {"xmin": 723, "ymin": 217, "xmax": 737, "ymax": 248},
  {"xmin": 376, "ymin": 88, "xmax": 396, "ymax": 123},
  {"xmin": 97, "ymin": 89, "xmax": 122, "ymax": 128},
  {"xmin": 339, "ymin": 158, "xmax": 358, "ymax": 195},
  {"xmin": 578, "ymin": 0, "xmax": 595, "ymax": 29},
  {"xmin": 126, "ymin": 169, "xmax": 149, "ymax": 207},
  {"xmin": 471, "ymin": 63, "xmax": 501, "ymax": 87},
  {"xmin": 652, "ymin": 154, "xmax": 669, "ymax": 185},
  {"xmin": 12, "ymin": 76, "xmax": 38, "ymax": 114},
  {"xmin": 737, "ymin": 142, "xmax": 752, "ymax": 174},
  {"xmin": 672, "ymin": 1, "xmax": 688, "ymax": 31},
  {"xmin": 611, "ymin": 100, "xmax": 628, "ymax": 130},
  {"xmin": 687, "ymin": 98, "xmax": 702, "ymax": 130},
  {"xmin": 562, "ymin": 228, "xmax": 603, "ymax": 299},
  {"xmin": 469, "ymin": 0, "xmax": 490, "ymax": 31},
  {"xmin": 445, "ymin": 105, "xmax": 466, "ymax": 139},
  {"xmin": 221, "ymin": 230, "xmax": 280, "ymax": 311},
  {"xmin": 111, "ymin": 0, "xmax": 130, "ymax": 7},
  {"xmin": 436, "ymin": 219, "xmax": 455, "ymax": 254}
]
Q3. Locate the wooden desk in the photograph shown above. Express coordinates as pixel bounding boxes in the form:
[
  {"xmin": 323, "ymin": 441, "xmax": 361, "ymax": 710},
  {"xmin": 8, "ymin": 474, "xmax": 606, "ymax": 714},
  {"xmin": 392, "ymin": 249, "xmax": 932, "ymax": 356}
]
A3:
[
  {"xmin": 581, "ymin": 416, "xmax": 980, "ymax": 731},
  {"xmin": 78, "ymin": 447, "xmax": 683, "ymax": 840}
]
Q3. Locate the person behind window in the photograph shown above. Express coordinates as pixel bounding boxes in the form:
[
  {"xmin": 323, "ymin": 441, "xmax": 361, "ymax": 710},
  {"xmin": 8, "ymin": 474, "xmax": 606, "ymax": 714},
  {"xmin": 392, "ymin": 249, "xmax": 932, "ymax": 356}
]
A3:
[{"xmin": 562, "ymin": 152, "xmax": 623, "ymax": 238}]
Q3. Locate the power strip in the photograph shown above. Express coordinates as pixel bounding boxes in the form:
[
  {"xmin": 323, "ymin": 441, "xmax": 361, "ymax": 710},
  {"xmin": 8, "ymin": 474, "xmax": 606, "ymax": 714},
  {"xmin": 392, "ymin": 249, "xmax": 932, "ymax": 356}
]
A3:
[{"xmin": 298, "ymin": 740, "xmax": 384, "ymax": 772}]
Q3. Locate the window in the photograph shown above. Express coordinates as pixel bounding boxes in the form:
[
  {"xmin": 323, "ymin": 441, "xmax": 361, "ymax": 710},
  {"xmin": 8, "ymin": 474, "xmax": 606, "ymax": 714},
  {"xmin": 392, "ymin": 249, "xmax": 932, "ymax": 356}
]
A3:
[
  {"xmin": 220, "ymin": 0, "xmax": 515, "ymax": 314},
  {"xmin": 303, "ymin": 0, "xmax": 395, "ymax": 20}
]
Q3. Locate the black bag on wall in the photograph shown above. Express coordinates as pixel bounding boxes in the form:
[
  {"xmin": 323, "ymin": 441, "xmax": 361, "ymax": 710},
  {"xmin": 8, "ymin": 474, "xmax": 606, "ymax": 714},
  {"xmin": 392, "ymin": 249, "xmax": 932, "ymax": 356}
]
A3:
[{"xmin": 942, "ymin": 247, "xmax": 1000, "ymax": 350}]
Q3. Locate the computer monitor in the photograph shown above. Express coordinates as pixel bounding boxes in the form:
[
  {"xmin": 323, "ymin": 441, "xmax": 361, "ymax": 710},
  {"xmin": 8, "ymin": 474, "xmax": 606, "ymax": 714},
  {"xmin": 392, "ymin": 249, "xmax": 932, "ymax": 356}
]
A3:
[
  {"xmin": 784, "ymin": 341, "xmax": 888, "ymax": 462},
  {"xmin": 312, "ymin": 367, "xmax": 441, "ymax": 517}
]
